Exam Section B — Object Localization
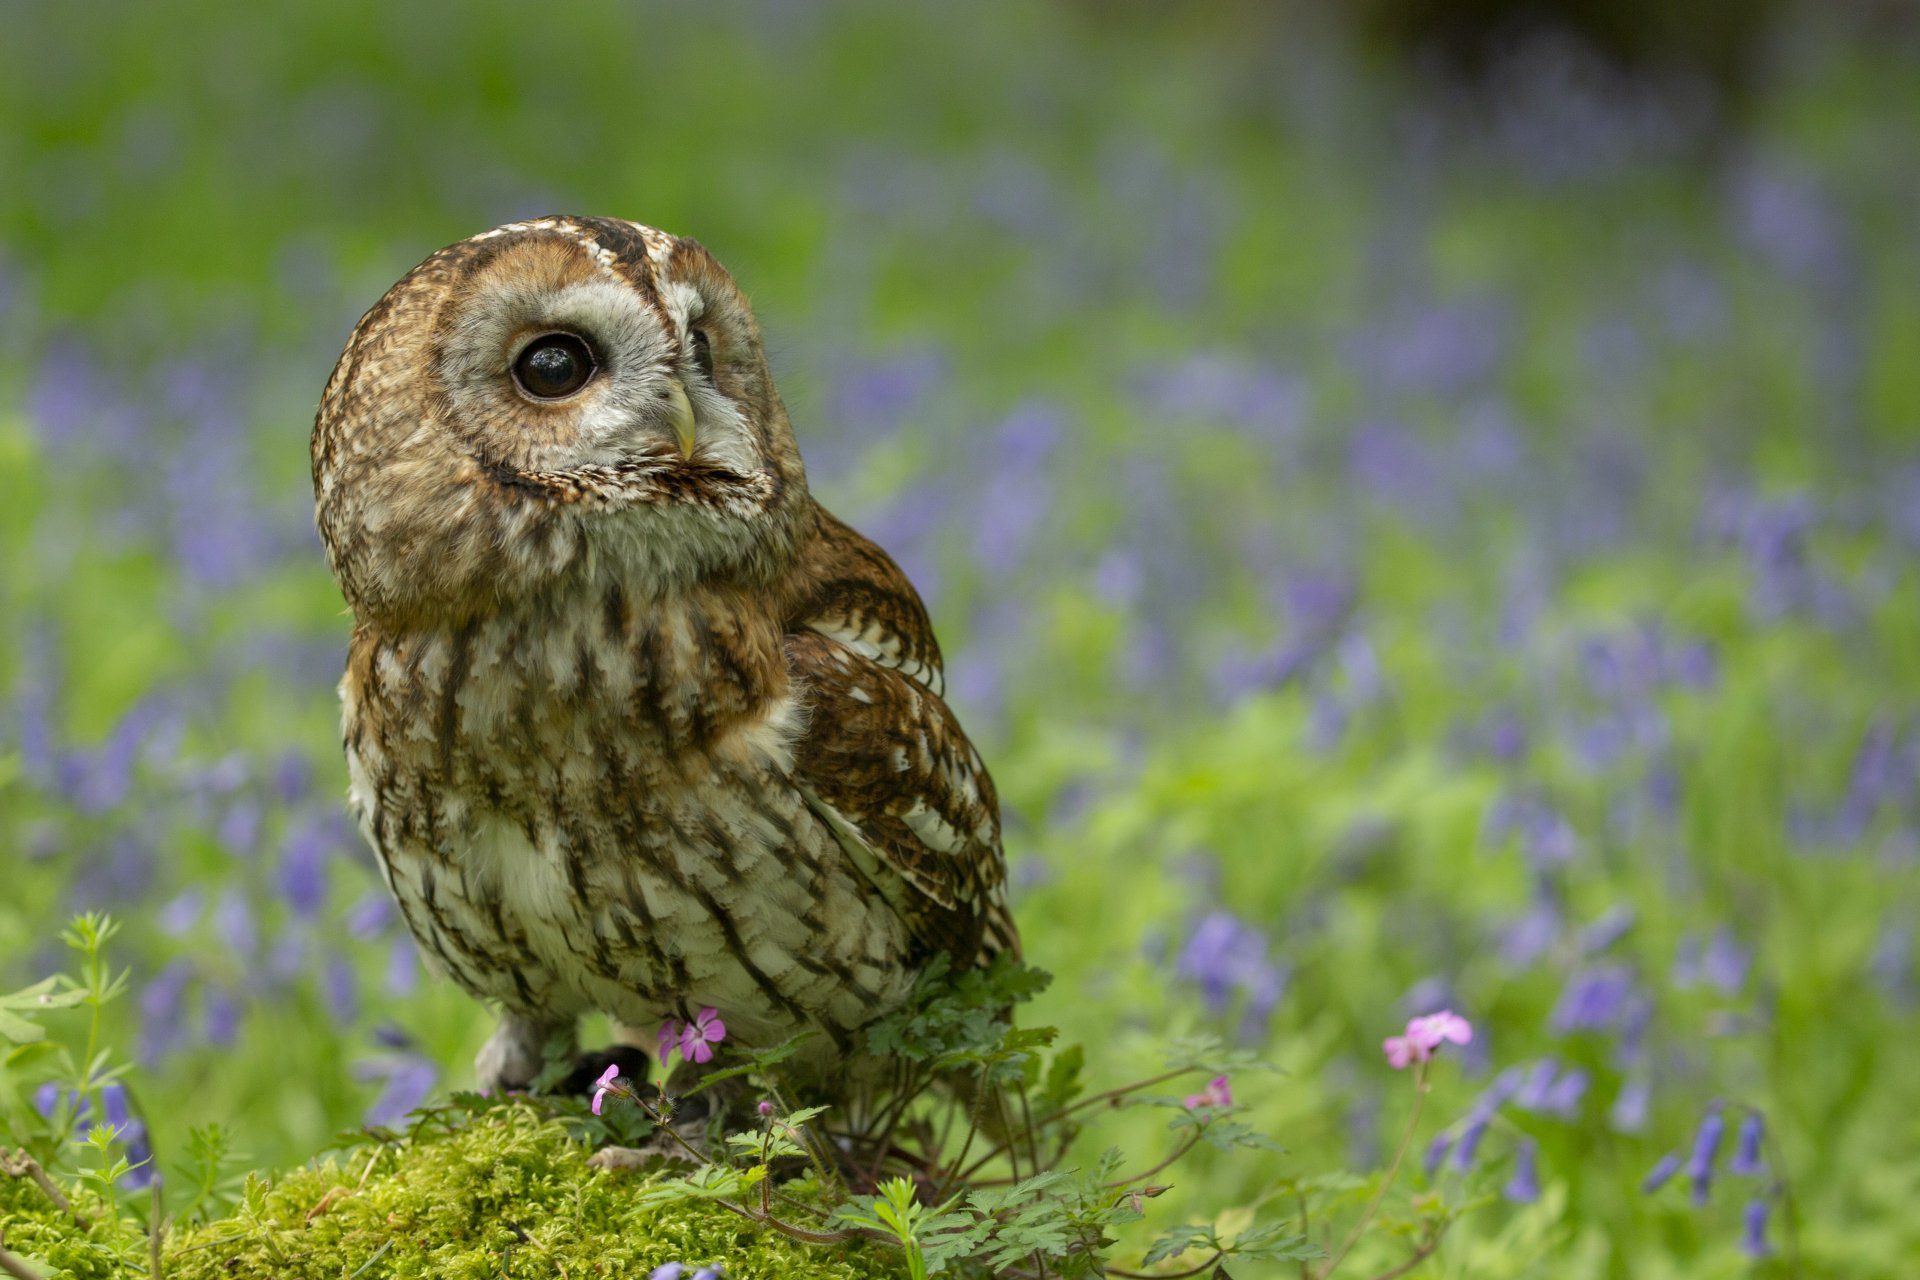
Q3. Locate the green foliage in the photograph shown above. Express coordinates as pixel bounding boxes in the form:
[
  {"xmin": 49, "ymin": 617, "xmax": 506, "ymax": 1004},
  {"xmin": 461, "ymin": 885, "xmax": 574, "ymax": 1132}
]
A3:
[
  {"xmin": 4, "ymin": 2, "xmax": 1920, "ymax": 1275},
  {"xmin": 2, "ymin": 1108, "xmax": 899, "ymax": 1280}
]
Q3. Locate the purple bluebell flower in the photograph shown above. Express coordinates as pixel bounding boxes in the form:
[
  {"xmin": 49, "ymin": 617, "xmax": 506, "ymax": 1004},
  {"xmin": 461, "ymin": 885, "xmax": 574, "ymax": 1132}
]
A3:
[
  {"xmin": 1173, "ymin": 909, "xmax": 1288, "ymax": 1039},
  {"xmin": 1642, "ymin": 1152, "xmax": 1682, "ymax": 1193},
  {"xmin": 1732, "ymin": 157, "xmax": 1849, "ymax": 288},
  {"xmin": 324, "ymin": 954, "xmax": 360, "ymax": 1023},
  {"xmin": 1091, "ymin": 549, "xmax": 1144, "ymax": 607},
  {"xmin": 1503, "ymin": 1138, "xmax": 1541, "ymax": 1203},
  {"xmin": 1423, "ymin": 1130, "xmax": 1454, "ymax": 1177},
  {"xmin": 158, "ymin": 888, "xmax": 204, "ymax": 936},
  {"xmin": 1869, "ymin": 923, "xmax": 1915, "ymax": 1007},
  {"xmin": 1740, "ymin": 1198, "xmax": 1773, "ymax": 1258},
  {"xmin": 73, "ymin": 834, "xmax": 158, "ymax": 906},
  {"xmin": 139, "ymin": 959, "xmax": 196, "ymax": 1063},
  {"xmin": 265, "ymin": 926, "xmax": 311, "ymax": 988},
  {"xmin": 1477, "ymin": 1066, "xmax": 1526, "ymax": 1116},
  {"xmin": 1729, "ymin": 1112, "xmax": 1765, "ymax": 1176},
  {"xmin": 1613, "ymin": 995, "xmax": 1653, "ymax": 1067},
  {"xmin": 1610, "ymin": 1075, "xmax": 1651, "ymax": 1134},
  {"xmin": 273, "ymin": 751, "xmax": 313, "ymax": 805},
  {"xmin": 1483, "ymin": 792, "xmax": 1578, "ymax": 867},
  {"xmin": 972, "ymin": 401, "xmax": 1063, "ymax": 572},
  {"xmin": 358, "ymin": 1054, "xmax": 438, "ymax": 1128},
  {"xmin": 204, "ymin": 985, "xmax": 243, "ymax": 1046},
  {"xmin": 212, "ymin": 888, "xmax": 257, "ymax": 955},
  {"xmin": 345, "ymin": 891, "xmax": 396, "ymax": 939},
  {"xmin": 1499, "ymin": 901, "xmax": 1561, "ymax": 969},
  {"xmin": 1541, "ymin": 1067, "xmax": 1590, "ymax": 1118},
  {"xmin": 1685, "ymin": 1108, "xmax": 1725, "ymax": 1205},
  {"xmin": 1513, "ymin": 1058, "xmax": 1560, "ymax": 1111},
  {"xmin": 1671, "ymin": 641, "xmax": 1717, "ymax": 690},
  {"xmin": 826, "ymin": 348, "xmax": 947, "ymax": 434},
  {"xmin": 33, "ymin": 1082, "xmax": 62, "ymax": 1118},
  {"xmin": 58, "ymin": 701, "xmax": 167, "ymax": 814},
  {"xmin": 1483, "ymin": 709, "xmax": 1529, "ymax": 762},
  {"xmin": 1701, "ymin": 930, "xmax": 1751, "ymax": 993},
  {"xmin": 1350, "ymin": 299, "xmax": 1507, "ymax": 400},
  {"xmin": 191, "ymin": 752, "xmax": 250, "ymax": 798},
  {"xmin": 648, "ymin": 1265, "xmax": 685, "ymax": 1280},
  {"xmin": 1307, "ymin": 694, "xmax": 1348, "ymax": 752},
  {"xmin": 373, "ymin": 1023, "xmax": 416, "ymax": 1051},
  {"xmin": 29, "ymin": 336, "xmax": 117, "ymax": 448},
  {"xmin": 386, "ymin": 935, "xmax": 419, "ymax": 996},
  {"xmin": 217, "ymin": 797, "xmax": 264, "ymax": 859},
  {"xmin": 1837, "ymin": 721, "xmax": 1910, "ymax": 842},
  {"xmin": 1451, "ymin": 1116, "xmax": 1488, "ymax": 1171},
  {"xmin": 690, "ymin": 1267, "xmax": 723, "ymax": 1280},
  {"xmin": 1550, "ymin": 964, "xmax": 1636, "ymax": 1034},
  {"xmin": 1578, "ymin": 906, "xmax": 1636, "ymax": 954},
  {"xmin": 277, "ymin": 816, "xmax": 333, "ymax": 918},
  {"xmin": 1136, "ymin": 354, "xmax": 1303, "ymax": 440}
]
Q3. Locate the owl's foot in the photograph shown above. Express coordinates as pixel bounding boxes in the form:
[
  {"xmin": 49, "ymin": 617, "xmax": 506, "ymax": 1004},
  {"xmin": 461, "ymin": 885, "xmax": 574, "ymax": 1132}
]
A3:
[
  {"xmin": 476, "ymin": 1013, "xmax": 575, "ymax": 1093},
  {"xmin": 586, "ymin": 1129, "xmax": 697, "ymax": 1172},
  {"xmin": 587, "ymin": 1089, "xmax": 721, "ymax": 1173}
]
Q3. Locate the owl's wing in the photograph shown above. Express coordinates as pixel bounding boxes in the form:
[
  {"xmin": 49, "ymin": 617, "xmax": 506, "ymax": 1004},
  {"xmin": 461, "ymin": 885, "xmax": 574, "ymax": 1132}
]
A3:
[
  {"xmin": 786, "ymin": 629, "xmax": 1019, "ymax": 968},
  {"xmin": 790, "ymin": 507, "xmax": 946, "ymax": 696}
]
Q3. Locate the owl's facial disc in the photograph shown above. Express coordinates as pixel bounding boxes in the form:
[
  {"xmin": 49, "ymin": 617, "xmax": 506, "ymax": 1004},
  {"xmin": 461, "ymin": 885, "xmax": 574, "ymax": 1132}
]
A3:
[{"xmin": 432, "ymin": 235, "xmax": 752, "ymax": 476}]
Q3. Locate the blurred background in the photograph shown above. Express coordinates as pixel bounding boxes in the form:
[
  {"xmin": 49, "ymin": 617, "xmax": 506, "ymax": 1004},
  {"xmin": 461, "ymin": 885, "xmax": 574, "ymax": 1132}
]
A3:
[{"xmin": 3, "ymin": 1, "xmax": 1918, "ymax": 1273}]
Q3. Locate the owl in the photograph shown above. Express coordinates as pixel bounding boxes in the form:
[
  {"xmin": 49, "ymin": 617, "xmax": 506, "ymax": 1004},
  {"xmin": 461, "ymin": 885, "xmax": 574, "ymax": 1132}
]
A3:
[{"xmin": 311, "ymin": 216, "xmax": 1017, "ymax": 1094}]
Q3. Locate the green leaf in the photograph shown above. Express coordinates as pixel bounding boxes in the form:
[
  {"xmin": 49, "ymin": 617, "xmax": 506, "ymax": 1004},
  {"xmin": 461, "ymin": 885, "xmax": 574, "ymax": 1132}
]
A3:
[
  {"xmin": 1041, "ymin": 1044, "xmax": 1085, "ymax": 1110},
  {"xmin": 1143, "ymin": 1224, "xmax": 1217, "ymax": 1266},
  {"xmin": 0, "ymin": 976, "xmax": 88, "ymax": 1043},
  {"xmin": 689, "ymin": 1029, "xmax": 818, "ymax": 1091}
]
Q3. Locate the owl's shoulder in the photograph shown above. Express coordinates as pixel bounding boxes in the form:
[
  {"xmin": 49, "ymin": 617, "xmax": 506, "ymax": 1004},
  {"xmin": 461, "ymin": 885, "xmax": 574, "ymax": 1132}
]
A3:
[{"xmin": 786, "ymin": 503, "xmax": 945, "ymax": 695}]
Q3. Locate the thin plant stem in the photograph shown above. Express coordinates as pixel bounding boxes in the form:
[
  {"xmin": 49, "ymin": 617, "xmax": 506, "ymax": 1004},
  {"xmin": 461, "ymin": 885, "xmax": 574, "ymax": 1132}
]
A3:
[
  {"xmin": 712, "ymin": 1199, "xmax": 869, "ymax": 1245},
  {"xmin": 0, "ymin": 1245, "xmax": 46, "ymax": 1280},
  {"xmin": 148, "ymin": 1179, "xmax": 166, "ymax": 1280},
  {"xmin": 1, "ymin": 1149, "xmax": 89, "ymax": 1228},
  {"xmin": 1108, "ymin": 1252, "xmax": 1227, "ymax": 1279},
  {"xmin": 1104, "ymin": 1132, "xmax": 1201, "ymax": 1189},
  {"xmin": 1365, "ymin": 1229, "xmax": 1446, "ymax": 1280},
  {"xmin": 1316, "ymin": 1063, "xmax": 1429, "ymax": 1280},
  {"xmin": 1298, "ymin": 1189, "xmax": 1314, "ymax": 1280},
  {"xmin": 959, "ymin": 1066, "xmax": 1202, "ymax": 1181}
]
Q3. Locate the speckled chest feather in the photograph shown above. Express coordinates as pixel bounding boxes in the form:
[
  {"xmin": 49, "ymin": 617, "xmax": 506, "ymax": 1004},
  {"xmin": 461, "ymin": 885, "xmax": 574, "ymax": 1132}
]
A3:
[{"xmin": 341, "ymin": 576, "xmax": 918, "ymax": 1056}]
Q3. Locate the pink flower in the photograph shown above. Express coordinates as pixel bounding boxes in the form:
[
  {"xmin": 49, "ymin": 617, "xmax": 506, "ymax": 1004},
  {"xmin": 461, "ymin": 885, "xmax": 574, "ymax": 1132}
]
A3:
[
  {"xmin": 1184, "ymin": 1074, "xmax": 1234, "ymax": 1110},
  {"xmin": 590, "ymin": 1063, "xmax": 620, "ymax": 1116},
  {"xmin": 1383, "ymin": 1010, "xmax": 1474, "ymax": 1069},
  {"xmin": 679, "ymin": 1007, "xmax": 727, "ymax": 1064},
  {"xmin": 657, "ymin": 1018, "xmax": 684, "ymax": 1065}
]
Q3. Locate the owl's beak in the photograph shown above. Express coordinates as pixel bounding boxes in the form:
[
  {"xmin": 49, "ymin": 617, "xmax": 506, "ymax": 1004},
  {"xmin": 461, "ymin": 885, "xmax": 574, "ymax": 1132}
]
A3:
[{"xmin": 663, "ymin": 377, "xmax": 697, "ymax": 460}]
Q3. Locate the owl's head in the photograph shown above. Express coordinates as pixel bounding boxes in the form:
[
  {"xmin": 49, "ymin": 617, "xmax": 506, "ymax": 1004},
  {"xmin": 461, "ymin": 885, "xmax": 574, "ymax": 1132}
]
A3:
[{"xmin": 313, "ymin": 216, "xmax": 810, "ymax": 629}]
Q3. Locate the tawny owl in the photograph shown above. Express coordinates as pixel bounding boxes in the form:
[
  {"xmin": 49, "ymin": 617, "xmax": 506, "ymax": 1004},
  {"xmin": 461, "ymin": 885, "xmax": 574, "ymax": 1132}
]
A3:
[{"xmin": 311, "ymin": 216, "xmax": 1017, "ymax": 1093}]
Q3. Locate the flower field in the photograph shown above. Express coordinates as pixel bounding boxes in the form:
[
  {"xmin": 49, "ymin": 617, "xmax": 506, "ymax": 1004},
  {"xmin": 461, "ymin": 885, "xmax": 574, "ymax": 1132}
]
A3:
[{"xmin": 2, "ymin": 3, "xmax": 1918, "ymax": 1275}]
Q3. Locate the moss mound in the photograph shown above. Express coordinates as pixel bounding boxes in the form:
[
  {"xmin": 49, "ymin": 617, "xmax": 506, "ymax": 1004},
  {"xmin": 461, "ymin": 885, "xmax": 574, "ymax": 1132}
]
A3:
[{"xmin": 0, "ymin": 1110, "xmax": 898, "ymax": 1279}]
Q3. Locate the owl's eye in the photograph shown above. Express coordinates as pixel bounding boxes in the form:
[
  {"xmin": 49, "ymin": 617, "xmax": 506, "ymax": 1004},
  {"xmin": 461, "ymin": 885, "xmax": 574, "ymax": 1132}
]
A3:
[
  {"xmin": 690, "ymin": 327, "xmax": 715, "ymax": 382},
  {"xmin": 512, "ymin": 333, "xmax": 597, "ymax": 400}
]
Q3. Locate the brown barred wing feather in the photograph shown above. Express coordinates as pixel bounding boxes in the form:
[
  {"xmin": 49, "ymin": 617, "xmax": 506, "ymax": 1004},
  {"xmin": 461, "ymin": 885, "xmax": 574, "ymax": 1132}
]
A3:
[
  {"xmin": 791, "ymin": 506, "xmax": 946, "ymax": 696},
  {"xmin": 786, "ymin": 630, "xmax": 1018, "ymax": 969}
]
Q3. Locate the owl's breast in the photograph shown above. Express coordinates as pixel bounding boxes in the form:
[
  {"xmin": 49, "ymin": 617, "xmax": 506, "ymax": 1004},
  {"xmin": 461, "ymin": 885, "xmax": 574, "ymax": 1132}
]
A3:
[{"xmin": 339, "ymin": 594, "xmax": 917, "ymax": 1051}]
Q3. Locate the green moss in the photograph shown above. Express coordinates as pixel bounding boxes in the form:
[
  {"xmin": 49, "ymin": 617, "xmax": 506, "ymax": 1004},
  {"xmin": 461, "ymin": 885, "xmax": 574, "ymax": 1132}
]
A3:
[{"xmin": 1, "ymin": 1110, "xmax": 900, "ymax": 1279}]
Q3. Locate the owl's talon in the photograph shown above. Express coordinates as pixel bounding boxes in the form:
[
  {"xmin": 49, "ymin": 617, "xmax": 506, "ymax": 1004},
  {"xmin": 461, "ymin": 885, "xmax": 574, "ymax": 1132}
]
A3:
[
  {"xmin": 587, "ymin": 1127, "xmax": 699, "ymax": 1172},
  {"xmin": 586, "ymin": 1145, "xmax": 655, "ymax": 1172}
]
